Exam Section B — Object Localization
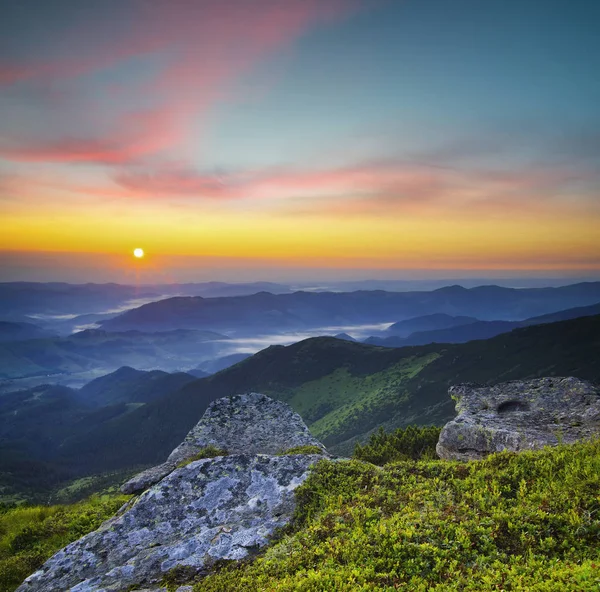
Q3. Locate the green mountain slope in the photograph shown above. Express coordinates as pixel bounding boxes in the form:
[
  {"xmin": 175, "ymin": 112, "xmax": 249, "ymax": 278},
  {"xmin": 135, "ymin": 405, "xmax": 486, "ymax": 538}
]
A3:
[
  {"xmin": 59, "ymin": 315, "xmax": 600, "ymax": 475},
  {"xmin": 0, "ymin": 369, "xmax": 196, "ymax": 503}
]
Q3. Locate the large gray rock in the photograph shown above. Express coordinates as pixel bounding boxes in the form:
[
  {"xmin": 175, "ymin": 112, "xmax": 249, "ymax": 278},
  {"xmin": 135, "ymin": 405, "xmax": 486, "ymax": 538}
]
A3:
[
  {"xmin": 18, "ymin": 393, "xmax": 328, "ymax": 592},
  {"xmin": 122, "ymin": 392, "xmax": 327, "ymax": 494},
  {"xmin": 18, "ymin": 454, "xmax": 322, "ymax": 592},
  {"xmin": 437, "ymin": 377, "xmax": 600, "ymax": 461}
]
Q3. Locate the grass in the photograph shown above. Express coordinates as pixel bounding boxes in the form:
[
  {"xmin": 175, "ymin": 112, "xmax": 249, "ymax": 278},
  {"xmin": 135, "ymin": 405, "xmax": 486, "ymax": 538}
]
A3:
[
  {"xmin": 0, "ymin": 494, "xmax": 128, "ymax": 592},
  {"xmin": 194, "ymin": 438, "xmax": 600, "ymax": 591},
  {"xmin": 2, "ymin": 437, "xmax": 599, "ymax": 591},
  {"xmin": 277, "ymin": 446, "xmax": 325, "ymax": 456},
  {"xmin": 280, "ymin": 354, "xmax": 439, "ymax": 446},
  {"xmin": 175, "ymin": 446, "xmax": 228, "ymax": 469}
]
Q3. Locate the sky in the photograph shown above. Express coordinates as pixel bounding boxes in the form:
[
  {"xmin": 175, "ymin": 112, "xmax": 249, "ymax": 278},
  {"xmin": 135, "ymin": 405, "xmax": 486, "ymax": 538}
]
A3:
[{"xmin": 1, "ymin": 0, "xmax": 599, "ymax": 283}]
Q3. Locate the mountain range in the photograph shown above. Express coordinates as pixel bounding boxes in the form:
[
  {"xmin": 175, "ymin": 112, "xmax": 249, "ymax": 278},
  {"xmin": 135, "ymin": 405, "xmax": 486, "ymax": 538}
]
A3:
[
  {"xmin": 366, "ymin": 301, "xmax": 600, "ymax": 347},
  {"xmin": 100, "ymin": 282, "xmax": 600, "ymax": 333},
  {"xmin": 2, "ymin": 313, "xmax": 598, "ymax": 503}
]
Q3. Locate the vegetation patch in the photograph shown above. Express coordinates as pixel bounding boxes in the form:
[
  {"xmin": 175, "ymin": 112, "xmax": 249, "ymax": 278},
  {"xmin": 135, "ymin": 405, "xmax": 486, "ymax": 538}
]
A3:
[
  {"xmin": 283, "ymin": 354, "xmax": 439, "ymax": 446},
  {"xmin": 175, "ymin": 446, "xmax": 228, "ymax": 469},
  {"xmin": 194, "ymin": 438, "xmax": 600, "ymax": 591},
  {"xmin": 277, "ymin": 446, "xmax": 324, "ymax": 456},
  {"xmin": 0, "ymin": 494, "xmax": 128, "ymax": 592},
  {"xmin": 354, "ymin": 425, "xmax": 442, "ymax": 465}
]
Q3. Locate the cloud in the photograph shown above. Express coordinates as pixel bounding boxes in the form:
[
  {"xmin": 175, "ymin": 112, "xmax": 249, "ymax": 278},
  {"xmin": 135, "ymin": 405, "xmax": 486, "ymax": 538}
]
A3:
[
  {"xmin": 0, "ymin": 0, "xmax": 358, "ymax": 165},
  {"xmin": 0, "ymin": 108, "xmax": 182, "ymax": 165},
  {"xmin": 104, "ymin": 158, "xmax": 598, "ymax": 223}
]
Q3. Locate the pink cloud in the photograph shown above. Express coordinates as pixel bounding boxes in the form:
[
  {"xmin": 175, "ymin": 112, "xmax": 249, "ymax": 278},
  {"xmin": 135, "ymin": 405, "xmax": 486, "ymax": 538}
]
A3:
[
  {"xmin": 106, "ymin": 159, "xmax": 593, "ymax": 221},
  {"xmin": 0, "ymin": 0, "xmax": 358, "ymax": 165},
  {"xmin": 0, "ymin": 108, "xmax": 183, "ymax": 165}
]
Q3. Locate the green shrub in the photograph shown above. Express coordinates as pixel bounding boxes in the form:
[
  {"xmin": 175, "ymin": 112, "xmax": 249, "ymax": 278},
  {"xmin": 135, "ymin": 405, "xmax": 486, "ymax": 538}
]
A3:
[
  {"xmin": 0, "ymin": 495, "xmax": 127, "ymax": 592},
  {"xmin": 175, "ymin": 446, "xmax": 228, "ymax": 469},
  {"xmin": 195, "ymin": 438, "xmax": 600, "ymax": 591},
  {"xmin": 277, "ymin": 446, "xmax": 325, "ymax": 456},
  {"xmin": 353, "ymin": 425, "xmax": 442, "ymax": 465}
]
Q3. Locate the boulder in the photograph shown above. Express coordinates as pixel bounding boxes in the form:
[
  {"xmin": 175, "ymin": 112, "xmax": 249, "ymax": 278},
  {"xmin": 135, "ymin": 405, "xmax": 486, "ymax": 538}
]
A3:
[
  {"xmin": 18, "ymin": 394, "xmax": 328, "ymax": 592},
  {"xmin": 122, "ymin": 392, "xmax": 328, "ymax": 494},
  {"xmin": 437, "ymin": 377, "xmax": 600, "ymax": 461}
]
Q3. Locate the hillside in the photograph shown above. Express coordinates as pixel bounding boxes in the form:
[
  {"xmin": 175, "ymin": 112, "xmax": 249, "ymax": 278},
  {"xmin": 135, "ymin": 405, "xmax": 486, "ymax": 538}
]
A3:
[
  {"xmin": 78, "ymin": 366, "xmax": 196, "ymax": 406},
  {"xmin": 56, "ymin": 314, "xmax": 600, "ymax": 476},
  {"xmin": 385, "ymin": 313, "xmax": 478, "ymax": 336},
  {"xmin": 366, "ymin": 300, "xmax": 600, "ymax": 347},
  {"xmin": 100, "ymin": 282, "xmax": 600, "ymax": 333},
  {"xmin": 0, "ymin": 369, "xmax": 196, "ymax": 503},
  {"xmin": 0, "ymin": 322, "xmax": 56, "ymax": 343}
]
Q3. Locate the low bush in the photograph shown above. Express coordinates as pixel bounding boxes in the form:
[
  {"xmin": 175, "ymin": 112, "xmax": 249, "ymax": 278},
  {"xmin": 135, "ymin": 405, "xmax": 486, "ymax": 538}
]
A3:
[
  {"xmin": 195, "ymin": 438, "xmax": 600, "ymax": 591},
  {"xmin": 354, "ymin": 425, "xmax": 442, "ymax": 465}
]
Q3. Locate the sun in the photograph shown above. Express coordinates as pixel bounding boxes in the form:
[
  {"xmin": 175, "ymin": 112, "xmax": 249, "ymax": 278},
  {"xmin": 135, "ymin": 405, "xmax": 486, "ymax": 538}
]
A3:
[{"xmin": 133, "ymin": 248, "xmax": 144, "ymax": 259}]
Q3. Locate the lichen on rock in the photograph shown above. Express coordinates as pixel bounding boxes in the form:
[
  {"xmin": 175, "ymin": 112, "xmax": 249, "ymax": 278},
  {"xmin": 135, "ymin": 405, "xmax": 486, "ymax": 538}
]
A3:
[
  {"xmin": 437, "ymin": 377, "xmax": 600, "ymax": 461},
  {"xmin": 122, "ymin": 392, "xmax": 327, "ymax": 495}
]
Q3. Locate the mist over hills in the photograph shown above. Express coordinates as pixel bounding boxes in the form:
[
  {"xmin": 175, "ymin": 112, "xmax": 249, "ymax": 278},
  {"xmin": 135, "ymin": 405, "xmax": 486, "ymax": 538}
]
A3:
[{"xmin": 0, "ymin": 329, "xmax": 227, "ymax": 380}]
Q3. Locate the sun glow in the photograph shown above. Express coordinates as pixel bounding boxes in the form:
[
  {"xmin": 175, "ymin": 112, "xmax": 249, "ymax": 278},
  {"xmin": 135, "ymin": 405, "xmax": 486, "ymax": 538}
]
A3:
[{"xmin": 133, "ymin": 248, "xmax": 144, "ymax": 258}]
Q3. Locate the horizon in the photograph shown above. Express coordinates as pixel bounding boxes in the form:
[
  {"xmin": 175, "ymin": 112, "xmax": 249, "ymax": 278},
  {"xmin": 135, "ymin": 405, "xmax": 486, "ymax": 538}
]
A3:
[{"xmin": 1, "ymin": 0, "xmax": 599, "ymax": 281}]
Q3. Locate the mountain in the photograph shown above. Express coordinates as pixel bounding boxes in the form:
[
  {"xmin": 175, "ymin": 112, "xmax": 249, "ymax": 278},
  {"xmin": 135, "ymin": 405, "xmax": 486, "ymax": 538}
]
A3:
[
  {"xmin": 366, "ymin": 301, "xmax": 600, "ymax": 347},
  {"xmin": 100, "ymin": 282, "xmax": 600, "ymax": 333},
  {"xmin": 55, "ymin": 314, "xmax": 600, "ymax": 478},
  {"xmin": 0, "ymin": 328, "xmax": 228, "ymax": 379},
  {"xmin": 0, "ymin": 368, "xmax": 197, "ymax": 502},
  {"xmin": 333, "ymin": 332, "xmax": 357, "ymax": 342},
  {"xmin": 385, "ymin": 313, "xmax": 479, "ymax": 337},
  {"xmin": 525, "ymin": 301, "xmax": 600, "ymax": 324},
  {"xmin": 194, "ymin": 353, "xmax": 252, "ymax": 375},
  {"xmin": 0, "ymin": 282, "xmax": 159, "ymax": 319},
  {"xmin": 78, "ymin": 366, "xmax": 196, "ymax": 406},
  {"xmin": 0, "ymin": 281, "xmax": 292, "ymax": 323},
  {"xmin": 0, "ymin": 321, "xmax": 56, "ymax": 342}
]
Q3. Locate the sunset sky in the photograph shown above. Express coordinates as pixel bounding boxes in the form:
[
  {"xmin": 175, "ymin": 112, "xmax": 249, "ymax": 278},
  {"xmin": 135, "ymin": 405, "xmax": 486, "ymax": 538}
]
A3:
[{"xmin": 1, "ymin": 0, "xmax": 599, "ymax": 282}]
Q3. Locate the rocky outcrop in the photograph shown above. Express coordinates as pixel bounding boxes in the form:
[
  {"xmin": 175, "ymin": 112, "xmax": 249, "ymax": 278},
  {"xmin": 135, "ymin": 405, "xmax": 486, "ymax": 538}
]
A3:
[
  {"xmin": 437, "ymin": 377, "xmax": 600, "ymax": 461},
  {"xmin": 122, "ymin": 392, "xmax": 328, "ymax": 494},
  {"xmin": 18, "ymin": 393, "xmax": 328, "ymax": 592}
]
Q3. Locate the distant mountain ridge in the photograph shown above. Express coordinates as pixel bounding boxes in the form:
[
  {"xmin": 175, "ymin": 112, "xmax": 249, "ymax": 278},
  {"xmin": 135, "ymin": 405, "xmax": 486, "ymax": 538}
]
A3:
[
  {"xmin": 366, "ymin": 301, "xmax": 600, "ymax": 347},
  {"xmin": 385, "ymin": 314, "xmax": 479, "ymax": 337},
  {"xmin": 100, "ymin": 282, "xmax": 600, "ymax": 333}
]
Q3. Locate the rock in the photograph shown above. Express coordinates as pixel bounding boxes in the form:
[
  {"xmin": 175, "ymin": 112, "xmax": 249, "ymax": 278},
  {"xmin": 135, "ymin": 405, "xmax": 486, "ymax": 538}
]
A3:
[
  {"xmin": 437, "ymin": 377, "xmax": 600, "ymax": 461},
  {"xmin": 18, "ymin": 453, "xmax": 324, "ymax": 592},
  {"xmin": 18, "ymin": 394, "xmax": 328, "ymax": 592},
  {"xmin": 122, "ymin": 392, "xmax": 327, "ymax": 494}
]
